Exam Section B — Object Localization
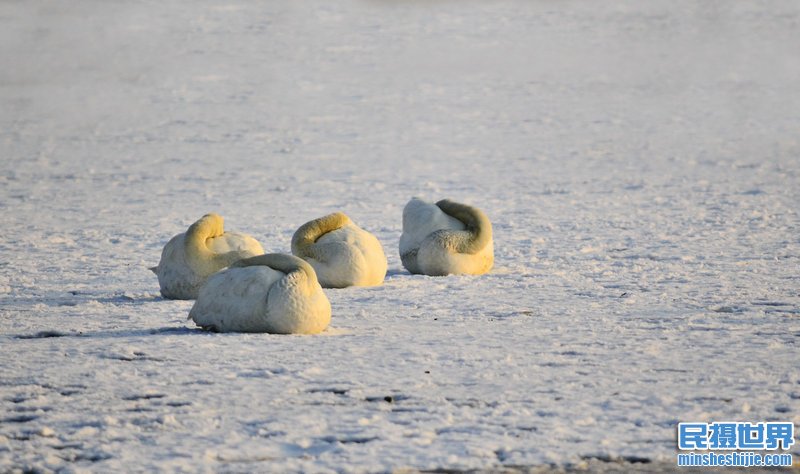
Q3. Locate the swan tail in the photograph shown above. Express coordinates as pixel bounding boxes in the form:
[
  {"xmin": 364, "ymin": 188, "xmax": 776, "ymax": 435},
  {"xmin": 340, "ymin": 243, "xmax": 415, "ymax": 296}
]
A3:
[
  {"xmin": 149, "ymin": 266, "xmax": 158, "ymax": 274},
  {"xmin": 435, "ymin": 200, "xmax": 493, "ymax": 254},
  {"xmin": 231, "ymin": 253, "xmax": 319, "ymax": 295},
  {"xmin": 291, "ymin": 212, "xmax": 351, "ymax": 260}
]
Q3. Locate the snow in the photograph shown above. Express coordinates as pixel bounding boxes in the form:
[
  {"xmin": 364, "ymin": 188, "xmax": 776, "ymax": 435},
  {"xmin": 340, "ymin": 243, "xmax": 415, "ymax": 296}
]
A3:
[{"xmin": 2, "ymin": 0, "xmax": 799, "ymax": 472}]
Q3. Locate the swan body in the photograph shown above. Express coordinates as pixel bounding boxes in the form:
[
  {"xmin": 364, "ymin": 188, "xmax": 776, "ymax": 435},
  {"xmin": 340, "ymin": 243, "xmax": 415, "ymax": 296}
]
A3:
[
  {"xmin": 189, "ymin": 254, "xmax": 331, "ymax": 334},
  {"xmin": 399, "ymin": 198, "xmax": 494, "ymax": 276},
  {"xmin": 151, "ymin": 213, "xmax": 264, "ymax": 300},
  {"xmin": 291, "ymin": 212, "xmax": 387, "ymax": 288}
]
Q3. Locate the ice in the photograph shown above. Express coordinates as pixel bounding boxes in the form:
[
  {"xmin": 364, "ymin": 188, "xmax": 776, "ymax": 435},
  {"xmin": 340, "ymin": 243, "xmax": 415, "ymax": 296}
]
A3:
[{"xmin": 2, "ymin": 0, "xmax": 799, "ymax": 472}]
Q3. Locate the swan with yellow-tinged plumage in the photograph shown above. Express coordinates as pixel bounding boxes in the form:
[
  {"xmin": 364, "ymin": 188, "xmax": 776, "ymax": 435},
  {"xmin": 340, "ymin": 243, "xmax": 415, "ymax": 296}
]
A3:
[
  {"xmin": 151, "ymin": 213, "xmax": 264, "ymax": 299},
  {"xmin": 399, "ymin": 198, "xmax": 493, "ymax": 276},
  {"xmin": 189, "ymin": 253, "xmax": 331, "ymax": 334},
  {"xmin": 291, "ymin": 212, "xmax": 387, "ymax": 288}
]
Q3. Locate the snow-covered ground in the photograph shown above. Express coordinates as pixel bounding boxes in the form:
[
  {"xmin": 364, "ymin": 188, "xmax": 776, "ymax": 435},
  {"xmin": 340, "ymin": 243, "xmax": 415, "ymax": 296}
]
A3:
[{"xmin": 2, "ymin": 1, "xmax": 799, "ymax": 472}]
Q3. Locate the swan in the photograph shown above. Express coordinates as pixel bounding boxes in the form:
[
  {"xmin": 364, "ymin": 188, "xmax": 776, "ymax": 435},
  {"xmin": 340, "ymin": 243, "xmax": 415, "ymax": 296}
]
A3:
[
  {"xmin": 151, "ymin": 213, "xmax": 264, "ymax": 300},
  {"xmin": 189, "ymin": 253, "xmax": 331, "ymax": 334},
  {"xmin": 291, "ymin": 212, "xmax": 387, "ymax": 288},
  {"xmin": 399, "ymin": 198, "xmax": 494, "ymax": 276}
]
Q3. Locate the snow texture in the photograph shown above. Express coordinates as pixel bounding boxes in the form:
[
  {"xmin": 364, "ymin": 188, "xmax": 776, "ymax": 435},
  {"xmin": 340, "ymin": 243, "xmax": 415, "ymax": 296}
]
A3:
[{"xmin": 1, "ymin": 0, "xmax": 799, "ymax": 472}]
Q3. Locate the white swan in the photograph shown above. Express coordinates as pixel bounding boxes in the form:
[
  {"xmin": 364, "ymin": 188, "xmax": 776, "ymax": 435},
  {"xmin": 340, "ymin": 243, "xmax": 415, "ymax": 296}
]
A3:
[
  {"xmin": 291, "ymin": 212, "xmax": 387, "ymax": 288},
  {"xmin": 189, "ymin": 253, "xmax": 331, "ymax": 334},
  {"xmin": 399, "ymin": 198, "xmax": 494, "ymax": 276},
  {"xmin": 151, "ymin": 213, "xmax": 264, "ymax": 300}
]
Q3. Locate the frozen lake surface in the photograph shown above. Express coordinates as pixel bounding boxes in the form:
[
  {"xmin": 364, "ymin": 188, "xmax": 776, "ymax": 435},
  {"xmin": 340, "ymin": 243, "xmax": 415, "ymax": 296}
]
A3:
[{"xmin": 1, "ymin": 1, "xmax": 799, "ymax": 472}]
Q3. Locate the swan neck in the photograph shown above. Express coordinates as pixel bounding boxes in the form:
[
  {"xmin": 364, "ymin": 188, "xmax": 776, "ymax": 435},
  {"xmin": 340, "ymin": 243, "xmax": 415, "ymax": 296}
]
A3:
[
  {"xmin": 292, "ymin": 212, "xmax": 351, "ymax": 258},
  {"xmin": 184, "ymin": 213, "xmax": 227, "ymax": 273},
  {"xmin": 435, "ymin": 200, "xmax": 492, "ymax": 253}
]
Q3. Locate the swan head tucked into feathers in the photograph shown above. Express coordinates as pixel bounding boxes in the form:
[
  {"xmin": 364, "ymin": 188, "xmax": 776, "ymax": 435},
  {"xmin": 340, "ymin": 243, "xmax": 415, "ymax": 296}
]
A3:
[
  {"xmin": 291, "ymin": 212, "xmax": 351, "ymax": 259},
  {"xmin": 291, "ymin": 212, "xmax": 387, "ymax": 288},
  {"xmin": 399, "ymin": 197, "xmax": 494, "ymax": 276},
  {"xmin": 433, "ymin": 199, "xmax": 493, "ymax": 255},
  {"xmin": 184, "ymin": 213, "xmax": 230, "ymax": 275}
]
